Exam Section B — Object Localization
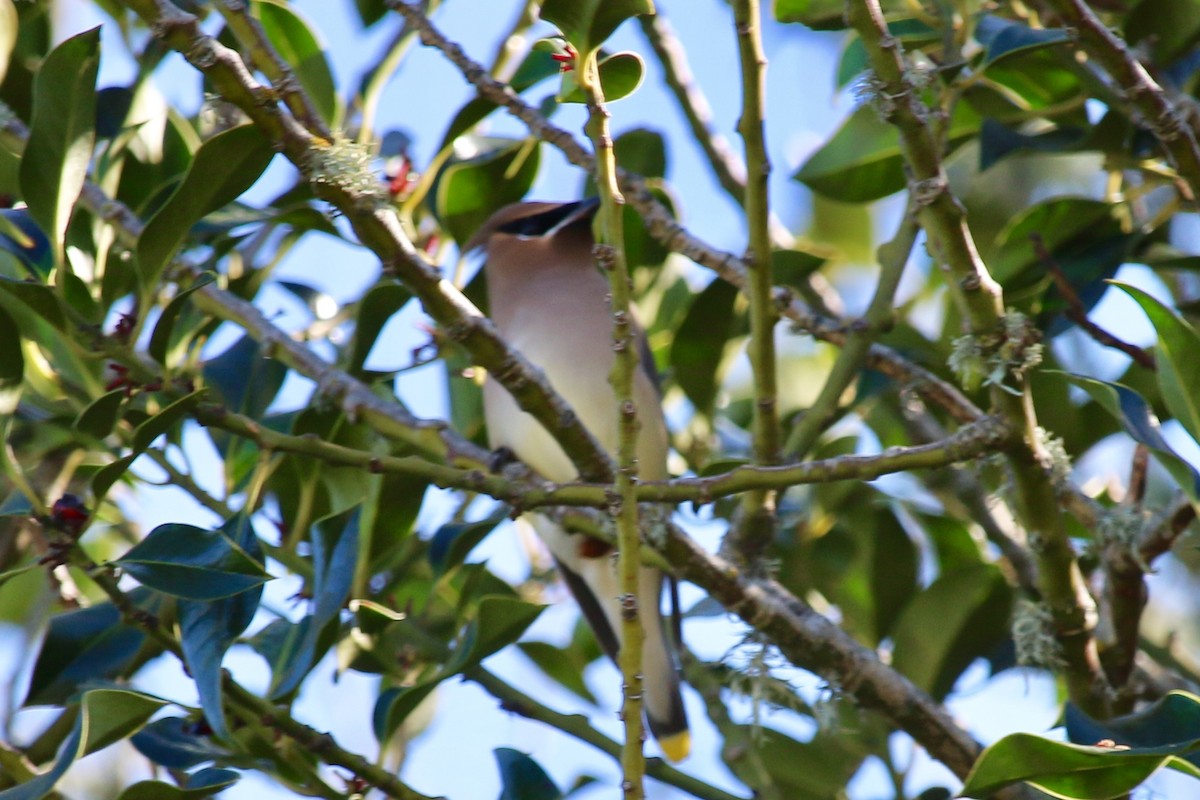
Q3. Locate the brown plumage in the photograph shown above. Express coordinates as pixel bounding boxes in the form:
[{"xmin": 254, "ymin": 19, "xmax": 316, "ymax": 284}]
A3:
[{"xmin": 471, "ymin": 199, "xmax": 690, "ymax": 762}]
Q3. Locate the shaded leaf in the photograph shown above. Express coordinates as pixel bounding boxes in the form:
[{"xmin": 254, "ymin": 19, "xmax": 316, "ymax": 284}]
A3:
[
  {"xmin": 115, "ymin": 522, "xmax": 271, "ymax": 601},
  {"xmin": 670, "ymin": 276, "xmax": 739, "ymax": 417},
  {"xmin": 149, "ymin": 273, "xmax": 215, "ymax": 364},
  {"xmin": 891, "ymin": 564, "xmax": 1012, "ymax": 699},
  {"xmin": 349, "ymin": 282, "xmax": 411, "ymax": 374},
  {"xmin": 117, "ymin": 769, "xmax": 241, "ymax": 800},
  {"xmin": 23, "ymin": 592, "xmax": 155, "ymax": 707},
  {"xmin": 517, "ymin": 640, "xmax": 598, "ymax": 704},
  {"xmin": 270, "ymin": 508, "xmax": 360, "ymax": 698},
  {"xmin": 74, "ymin": 389, "xmax": 126, "ymax": 440},
  {"xmin": 91, "ymin": 389, "xmax": 206, "ymax": 500},
  {"xmin": 138, "ymin": 125, "xmax": 275, "ymax": 287},
  {"xmin": 445, "ymin": 596, "xmax": 546, "ymax": 675},
  {"xmin": 774, "ymin": 0, "xmax": 847, "ymax": 30},
  {"xmin": 0, "ymin": 304, "xmax": 21, "ymax": 415},
  {"xmin": 177, "ymin": 515, "xmax": 265, "ymax": 740},
  {"xmin": 1066, "ymin": 692, "xmax": 1200, "ymax": 767},
  {"xmin": 976, "ymin": 15, "xmax": 1070, "ymax": 66},
  {"xmin": 131, "ymin": 717, "xmax": 231, "ymax": 769},
  {"xmin": 428, "ymin": 513, "xmax": 506, "ymax": 575},
  {"xmin": 495, "ymin": 748, "xmax": 562, "ymax": 800},
  {"xmin": 794, "ymin": 102, "xmax": 980, "ymax": 202}
]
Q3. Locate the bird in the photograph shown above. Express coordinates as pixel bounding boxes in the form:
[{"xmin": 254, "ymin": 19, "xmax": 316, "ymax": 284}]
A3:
[{"xmin": 467, "ymin": 198, "xmax": 691, "ymax": 762}]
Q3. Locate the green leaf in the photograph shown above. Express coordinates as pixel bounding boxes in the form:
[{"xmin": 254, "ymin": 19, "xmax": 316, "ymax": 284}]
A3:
[
  {"xmin": 254, "ymin": 0, "xmax": 339, "ymax": 126},
  {"xmin": 774, "ymin": 0, "xmax": 847, "ymax": 30},
  {"xmin": 0, "ymin": 277, "xmax": 67, "ymax": 331},
  {"xmin": 723, "ymin": 725, "xmax": 873, "ymax": 799},
  {"xmin": 203, "ymin": 335, "xmax": 286, "ymax": 423},
  {"xmin": 149, "ymin": 273, "xmax": 215, "ymax": 364},
  {"xmin": 540, "ymin": 0, "xmax": 654, "ymax": 57},
  {"xmin": 976, "ymin": 15, "xmax": 1070, "ymax": 67},
  {"xmin": 670, "ymin": 276, "xmax": 739, "ymax": 417},
  {"xmin": 1125, "ymin": 0, "xmax": 1200, "ymax": 65},
  {"xmin": 837, "ymin": 20, "xmax": 940, "ymax": 88},
  {"xmin": 176, "ymin": 515, "xmax": 265, "ymax": 740},
  {"xmin": 117, "ymin": 770, "xmax": 241, "ymax": 800},
  {"xmin": 373, "ymin": 682, "xmax": 440, "ymax": 743},
  {"xmin": 961, "ymin": 732, "xmax": 1200, "ymax": 799},
  {"xmin": 559, "ymin": 51, "xmax": 646, "ymax": 103},
  {"xmin": 116, "ymin": 521, "xmax": 271, "ymax": 601},
  {"xmin": 435, "ymin": 136, "xmax": 541, "ymax": 245},
  {"xmin": 74, "ymin": 389, "xmax": 126, "ymax": 440},
  {"xmin": 991, "ymin": 199, "xmax": 1124, "ymax": 287},
  {"xmin": 18, "ymin": 27, "xmax": 99, "ymax": 258},
  {"xmin": 24, "ymin": 590, "xmax": 156, "ymax": 707},
  {"xmin": 0, "ymin": 689, "xmax": 165, "ymax": 800},
  {"xmin": 349, "ymin": 282, "xmax": 412, "ymax": 374},
  {"xmin": 794, "ymin": 102, "xmax": 980, "ymax": 202},
  {"xmin": 979, "ymin": 120, "xmax": 1087, "ymax": 172},
  {"xmin": 495, "ymin": 748, "xmax": 562, "ymax": 800},
  {"xmin": 137, "ymin": 124, "xmax": 275, "ymax": 287},
  {"xmin": 131, "ymin": 717, "xmax": 232, "ymax": 769},
  {"xmin": 1113, "ymin": 282, "xmax": 1200, "ymax": 445},
  {"xmin": 445, "ymin": 596, "xmax": 546, "ymax": 675},
  {"xmin": 1062, "ymin": 373, "xmax": 1200, "ymax": 500},
  {"xmin": 890, "ymin": 563, "xmax": 1012, "ymax": 700},
  {"xmin": 1067, "ymin": 692, "xmax": 1200, "ymax": 766},
  {"xmin": 0, "ymin": 304, "xmax": 21, "ymax": 415},
  {"xmin": 517, "ymin": 640, "xmax": 598, "ymax": 704},
  {"xmin": 91, "ymin": 389, "xmax": 206, "ymax": 500},
  {"xmin": 0, "ymin": 209, "xmax": 54, "ymax": 278},
  {"xmin": 428, "ymin": 513, "xmax": 506, "ymax": 575},
  {"xmin": 269, "ymin": 508, "xmax": 360, "ymax": 697}
]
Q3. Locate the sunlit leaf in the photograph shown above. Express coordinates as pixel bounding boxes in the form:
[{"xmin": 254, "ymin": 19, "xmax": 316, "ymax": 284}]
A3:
[{"xmin": 18, "ymin": 27, "xmax": 99, "ymax": 258}]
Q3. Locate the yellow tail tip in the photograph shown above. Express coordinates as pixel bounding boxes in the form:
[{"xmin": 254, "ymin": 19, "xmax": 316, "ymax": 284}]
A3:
[{"xmin": 658, "ymin": 730, "xmax": 691, "ymax": 762}]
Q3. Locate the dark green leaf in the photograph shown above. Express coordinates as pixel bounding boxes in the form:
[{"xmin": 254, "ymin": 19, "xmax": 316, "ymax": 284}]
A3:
[
  {"xmin": 74, "ymin": 389, "xmax": 126, "ymax": 440},
  {"xmin": 202, "ymin": 335, "xmax": 287, "ymax": 440},
  {"xmin": 18, "ymin": 27, "xmax": 99, "ymax": 257},
  {"xmin": 435, "ymin": 137, "xmax": 541, "ymax": 245},
  {"xmin": 116, "ymin": 521, "xmax": 271, "ymax": 601},
  {"xmin": 559, "ymin": 51, "xmax": 645, "ymax": 103},
  {"xmin": 724, "ymin": 725, "xmax": 872, "ymax": 800},
  {"xmin": 0, "ymin": 277, "xmax": 67, "ymax": 330},
  {"xmin": 979, "ymin": 120, "xmax": 1087, "ymax": 172},
  {"xmin": 1113, "ymin": 282, "xmax": 1200, "ymax": 445},
  {"xmin": 131, "ymin": 717, "xmax": 231, "ymax": 769},
  {"xmin": 495, "ymin": 748, "xmax": 562, "ymax": 800},
  {"xmin": 1067, "ymin": 692, "xmax": 1200, "ymax": 766},
  {"xmin": 794, "ymin": 103, "xmax": 980, "ymax": 202},
  {"xmin": 373, "ymin": 682, "xmax": 440, "ymax": 743},
  {"xmin": 254, "ymin": 0, "xmax": 339, "ymax": 125},
  {"xmin": 149, "ymin": 273, "xmax": 215, "ymax": 364},
  {"xmin": 445, "ymin": 596, "xmax": 546, "ymax": 675},
  {"xmin": 177, "ymin": 515, "xmax": 265, "ymax": 740},
  {"xmin": 349, "ymin": 282, "xmax": 411, "ymax": 374},
  {"xmin": 0, "ymin": 304, "xmax": 21, "ymax": 414},
  {"xmin": 137, "ymin": 125, "xmax": 275, "ymax": 287},
  {"xmin": 117, "ymin": 769, "xmax": 241, "ymax": 800},
  {"xmin": 837, "ymin": 20, "xmax": 940, "ymax": 88},
  {"xmin": 24, "ymin": 591, "xmax": 155, "ymax": 706},
  {"xmin": 1062, "ymin": 374, "xmax": 1200, "ymax": 500},
  {"xmin": 91, "ymin": 389, "xmax": 206, "ymax": 500},
  {"xmin": 891, "ymin": 563, "xmax": 1012, "ymax": 699},
  {"xmin": 1125, "ymin": 0, "xmax": 1200, "ymax": 65},
  {"xmin": 517, "ymin": 640, "xmax": 598, "ymax": 703},
  {"xmin": 540, "ymin": 0, "xmax": 654, "ymax": 56},
  {"xmin": 428, "ymin": 513, "xmax": 506, "ymax": 575},
  {"xmin": 670, "ymin": 277, "xmax": 739, "ymax": 417},
  {"xmin": 270, "ymin": 508, "xmax": 360, "ymax": 697},
  {"xmin": 976, "ymin": 15, "xmax": 1070, "ymax": 66}
]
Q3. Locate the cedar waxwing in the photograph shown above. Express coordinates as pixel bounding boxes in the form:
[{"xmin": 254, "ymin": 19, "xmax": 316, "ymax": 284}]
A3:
[{"xmin": 469, "ymin": 199, "xmax": 691, "ymax": 762}]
